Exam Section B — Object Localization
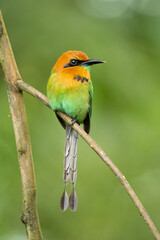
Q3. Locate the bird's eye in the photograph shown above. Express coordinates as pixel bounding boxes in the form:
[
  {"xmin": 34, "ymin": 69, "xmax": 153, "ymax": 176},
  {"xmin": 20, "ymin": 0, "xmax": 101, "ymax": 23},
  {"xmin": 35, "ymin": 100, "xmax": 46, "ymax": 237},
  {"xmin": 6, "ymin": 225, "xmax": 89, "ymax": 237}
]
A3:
[{"xmin": 70, "ymin": 59, "xmax": 78, "ymax": 66}]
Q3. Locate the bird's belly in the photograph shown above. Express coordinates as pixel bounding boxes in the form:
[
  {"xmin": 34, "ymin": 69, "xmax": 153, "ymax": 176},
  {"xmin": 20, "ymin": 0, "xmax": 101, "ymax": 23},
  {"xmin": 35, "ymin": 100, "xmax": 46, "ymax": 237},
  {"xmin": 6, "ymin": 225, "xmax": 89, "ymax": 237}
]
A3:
[
  {"xmin": 49, "ymin": 86, "xmax": 89, "ymax": 123},
  {"xmin": 61, "ymin": 94, "xmax": 89, "ymax": 123}
]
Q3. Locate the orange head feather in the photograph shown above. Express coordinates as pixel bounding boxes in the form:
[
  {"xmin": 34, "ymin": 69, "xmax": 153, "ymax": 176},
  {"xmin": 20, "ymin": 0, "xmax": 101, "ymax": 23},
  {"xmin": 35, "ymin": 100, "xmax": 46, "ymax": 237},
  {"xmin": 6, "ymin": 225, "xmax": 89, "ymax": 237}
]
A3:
[
  {"xmin": 52, "ymin": 50, "xmax": 105, "ymax": 73},
  {"xmin": 53, "ymin": 51, "xmax": 89, "ymax": 72}
]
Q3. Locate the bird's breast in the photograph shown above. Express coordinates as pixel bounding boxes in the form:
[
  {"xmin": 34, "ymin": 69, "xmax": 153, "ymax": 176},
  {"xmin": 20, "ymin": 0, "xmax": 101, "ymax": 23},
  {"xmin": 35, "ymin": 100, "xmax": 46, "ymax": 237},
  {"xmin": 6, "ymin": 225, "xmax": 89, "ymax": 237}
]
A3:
[
  {"xmin": 47, "ymin": 69, "xmax": 91, "ymax": 123},
  {"xmin": 73, "ymin": 75, "xmax": 89, "ymax": 83},
  {"xmin": 58, "ymin": 67, "xmax": 91, "ymax": 90}
]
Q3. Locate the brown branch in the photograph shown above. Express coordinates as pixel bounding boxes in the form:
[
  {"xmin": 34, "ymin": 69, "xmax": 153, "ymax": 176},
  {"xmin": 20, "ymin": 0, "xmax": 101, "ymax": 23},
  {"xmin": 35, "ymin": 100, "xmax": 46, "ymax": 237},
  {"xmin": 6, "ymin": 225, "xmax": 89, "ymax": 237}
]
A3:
[
  {"xmin": 0, "ymin": 11, "xmax": 43, "ymax": 240},
  {"xmin": 17, "ymin": 82, "xmax": 160, "ymax": 239},
  {"xmin": 0, "ymin": 10, "xmax": 160, "ymax": 240}
]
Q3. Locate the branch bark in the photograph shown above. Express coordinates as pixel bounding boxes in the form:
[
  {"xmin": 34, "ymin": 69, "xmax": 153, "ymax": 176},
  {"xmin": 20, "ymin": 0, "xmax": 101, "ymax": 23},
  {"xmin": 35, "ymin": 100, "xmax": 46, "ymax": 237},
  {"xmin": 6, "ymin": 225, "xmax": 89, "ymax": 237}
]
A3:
[
  {"xmin": 0, "ymin": 11, "xmax": 43, "ymax": 240},
  {"xmin": 0, "ymin": 10, "xmax": 160, "ymax": 240}
]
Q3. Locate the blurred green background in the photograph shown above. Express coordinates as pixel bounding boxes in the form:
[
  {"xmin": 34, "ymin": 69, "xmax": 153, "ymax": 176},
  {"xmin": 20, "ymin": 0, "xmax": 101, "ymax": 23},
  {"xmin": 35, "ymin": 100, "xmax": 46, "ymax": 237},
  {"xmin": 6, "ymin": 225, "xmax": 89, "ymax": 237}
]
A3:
[{"xmin": 0, "ymin": 0, "xmax": 160, "ymax": 239}]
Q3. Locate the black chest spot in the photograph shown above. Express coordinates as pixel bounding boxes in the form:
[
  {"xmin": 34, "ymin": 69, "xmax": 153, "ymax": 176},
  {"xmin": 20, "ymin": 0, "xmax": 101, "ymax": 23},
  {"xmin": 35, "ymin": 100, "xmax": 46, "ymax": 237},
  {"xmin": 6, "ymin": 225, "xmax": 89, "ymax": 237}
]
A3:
[{"xmin": 73, "ymin": 75, "xmax": 88, "ymax": 83}]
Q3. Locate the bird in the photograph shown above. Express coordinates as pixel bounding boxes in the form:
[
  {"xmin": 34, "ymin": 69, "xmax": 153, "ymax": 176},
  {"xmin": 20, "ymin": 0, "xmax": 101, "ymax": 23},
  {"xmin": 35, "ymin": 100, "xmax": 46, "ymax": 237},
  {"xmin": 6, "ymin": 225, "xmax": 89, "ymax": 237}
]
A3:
[{"xmin": 47, "ymin": 51, "xmax": 105, "ymax": 211}]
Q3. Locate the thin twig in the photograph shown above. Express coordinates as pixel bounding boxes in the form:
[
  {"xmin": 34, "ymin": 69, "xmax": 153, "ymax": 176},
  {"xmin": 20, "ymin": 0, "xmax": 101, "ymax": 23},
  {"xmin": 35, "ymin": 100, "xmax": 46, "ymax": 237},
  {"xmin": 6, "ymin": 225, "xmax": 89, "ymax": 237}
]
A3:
[
  {"xmin": 0, "ymin": 11, "xmax": 43, "ymax": 240},
  {"xmin": 17, "ymin": 79, "xmax": 160, "ymax": 240}
]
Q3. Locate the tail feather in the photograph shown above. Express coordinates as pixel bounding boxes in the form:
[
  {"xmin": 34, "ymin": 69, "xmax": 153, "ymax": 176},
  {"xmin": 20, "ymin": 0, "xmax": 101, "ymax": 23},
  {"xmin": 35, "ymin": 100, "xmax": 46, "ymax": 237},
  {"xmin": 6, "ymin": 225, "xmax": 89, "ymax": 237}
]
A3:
[
  {"xmin": 69, "ymin": 187, "xmax": 78, "ymax": 212},
  {"xmin": 60, "ymin": 189, "xmax": 69, "ymax": 211},
  {"xmin": 63, "ymin": 125, "xmax": 72, "ymax": 183},
  {"xmin": 60, "ymin": 124, "xmax": 78, "ymax": 211},
  {"xmin": 70, "ymin": 129, "xmax": 78, "ymax": 184}
]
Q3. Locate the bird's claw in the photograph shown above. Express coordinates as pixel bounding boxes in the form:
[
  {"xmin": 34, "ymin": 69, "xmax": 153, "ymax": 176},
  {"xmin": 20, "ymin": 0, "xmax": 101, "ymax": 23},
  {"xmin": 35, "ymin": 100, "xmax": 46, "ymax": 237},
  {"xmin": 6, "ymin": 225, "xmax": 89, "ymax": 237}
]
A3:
[{"xmin": 71, "ymin": 119, "xmax": 77, "ymax": 125}]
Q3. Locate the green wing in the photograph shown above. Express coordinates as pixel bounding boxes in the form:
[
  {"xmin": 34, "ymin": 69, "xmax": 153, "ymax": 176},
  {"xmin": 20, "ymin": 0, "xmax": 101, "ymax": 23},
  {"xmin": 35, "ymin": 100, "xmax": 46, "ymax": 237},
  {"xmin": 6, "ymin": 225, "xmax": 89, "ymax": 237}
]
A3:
[
  {"xmin": 89, "ymin": 81, "xmax": 93, "ymax": 119},
  {"xmin": 84, "ymin": 81, "xmax": 93, "ymax": 134}
]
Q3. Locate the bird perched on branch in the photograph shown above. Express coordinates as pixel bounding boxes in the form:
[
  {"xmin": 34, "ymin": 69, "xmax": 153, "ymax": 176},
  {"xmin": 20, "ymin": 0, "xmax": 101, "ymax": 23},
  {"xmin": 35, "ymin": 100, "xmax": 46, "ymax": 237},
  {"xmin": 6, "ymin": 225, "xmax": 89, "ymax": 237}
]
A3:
[{"xmin": 47, "ymin": 51, "xmax": 105, "ymax": 211}]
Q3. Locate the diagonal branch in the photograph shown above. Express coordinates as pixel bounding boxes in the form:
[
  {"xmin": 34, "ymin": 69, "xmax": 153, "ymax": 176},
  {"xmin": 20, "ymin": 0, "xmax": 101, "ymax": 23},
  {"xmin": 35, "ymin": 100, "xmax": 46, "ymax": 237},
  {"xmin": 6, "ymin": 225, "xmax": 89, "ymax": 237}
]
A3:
[
  {"xmin": 17, "ymin": 81, "xmax": 160, "ymax": 239},
  {"xmin": 0, "ymin": 11, "xmax": 43, "ymax": 240}
]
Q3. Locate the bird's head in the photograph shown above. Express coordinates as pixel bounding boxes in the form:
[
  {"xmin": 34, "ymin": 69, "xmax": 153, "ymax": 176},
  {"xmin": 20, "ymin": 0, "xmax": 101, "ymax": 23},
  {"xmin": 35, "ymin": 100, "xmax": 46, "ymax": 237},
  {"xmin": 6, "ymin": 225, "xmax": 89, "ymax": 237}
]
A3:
[{"xmin": 52, "ymin": 51, "xmax": 105, "ymax": 73}]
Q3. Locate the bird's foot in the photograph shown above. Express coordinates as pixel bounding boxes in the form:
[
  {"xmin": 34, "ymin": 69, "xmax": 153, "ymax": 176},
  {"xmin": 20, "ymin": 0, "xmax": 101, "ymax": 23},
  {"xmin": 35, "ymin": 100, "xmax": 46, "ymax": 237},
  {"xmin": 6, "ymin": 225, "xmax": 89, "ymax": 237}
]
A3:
[{"xmin": 71, "ymin": 118, "xmax": 77, "ymax": 125}]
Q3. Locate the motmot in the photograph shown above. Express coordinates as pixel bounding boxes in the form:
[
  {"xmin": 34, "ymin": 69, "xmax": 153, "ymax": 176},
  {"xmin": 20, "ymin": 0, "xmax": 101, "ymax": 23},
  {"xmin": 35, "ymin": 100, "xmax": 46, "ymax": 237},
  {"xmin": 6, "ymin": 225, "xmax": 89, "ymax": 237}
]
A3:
[{"xmin": 47, "ymin": 51, "xmax": 105, "ymax": 211}]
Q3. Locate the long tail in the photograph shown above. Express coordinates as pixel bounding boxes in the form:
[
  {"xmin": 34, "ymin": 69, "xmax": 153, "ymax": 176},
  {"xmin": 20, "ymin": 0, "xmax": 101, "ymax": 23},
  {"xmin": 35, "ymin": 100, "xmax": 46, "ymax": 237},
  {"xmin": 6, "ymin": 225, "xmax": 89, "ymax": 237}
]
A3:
[{"xmin": 60, "ymin": 124, "xmax": 78, "ymax": 211}]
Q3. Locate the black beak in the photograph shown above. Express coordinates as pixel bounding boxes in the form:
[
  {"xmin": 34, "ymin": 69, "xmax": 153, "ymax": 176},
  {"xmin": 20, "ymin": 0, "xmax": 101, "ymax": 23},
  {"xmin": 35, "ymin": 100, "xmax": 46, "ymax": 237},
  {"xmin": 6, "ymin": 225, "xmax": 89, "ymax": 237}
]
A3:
[{"xmin": 82, "ymin": 59, "xmax": 106, "ymax": 66}]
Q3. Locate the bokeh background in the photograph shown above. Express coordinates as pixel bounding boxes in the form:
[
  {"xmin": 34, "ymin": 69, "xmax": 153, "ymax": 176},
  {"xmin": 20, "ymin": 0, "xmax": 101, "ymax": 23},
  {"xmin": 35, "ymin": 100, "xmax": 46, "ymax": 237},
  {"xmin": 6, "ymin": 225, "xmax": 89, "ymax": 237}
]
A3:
[{"xmin": 0, "ymin": 0, "xmax": 160, "ymax": 239}]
